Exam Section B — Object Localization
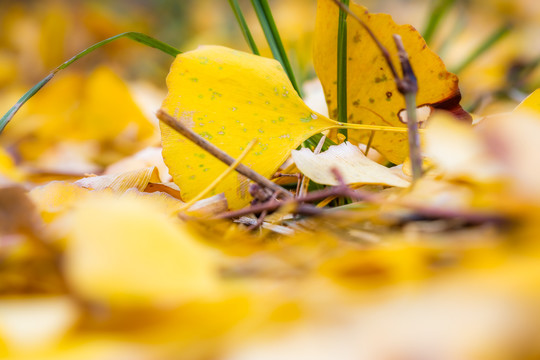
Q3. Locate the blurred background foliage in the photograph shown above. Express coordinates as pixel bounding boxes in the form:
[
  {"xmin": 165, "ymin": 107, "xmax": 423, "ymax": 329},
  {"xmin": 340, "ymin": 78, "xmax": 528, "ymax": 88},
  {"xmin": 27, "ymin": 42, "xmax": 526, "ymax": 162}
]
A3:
[
  {"xmin": 1, "ymin": 0, "xmax": 540, "ymax": 106},
  {"xmin": 1, "ymin": 0, "xmax": 540, "ymax": 170}
]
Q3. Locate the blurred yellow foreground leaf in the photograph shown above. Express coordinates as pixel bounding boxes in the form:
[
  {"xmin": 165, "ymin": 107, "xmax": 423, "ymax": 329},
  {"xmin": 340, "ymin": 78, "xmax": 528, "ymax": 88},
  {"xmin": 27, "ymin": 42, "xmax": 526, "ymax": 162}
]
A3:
[
  {"xmin": 64, "ymin": 193, "xmax": 219, "ymax": 307},
  {"xmin": 2, "ymin": 67, "xmax": 156, "ymax": 167}
]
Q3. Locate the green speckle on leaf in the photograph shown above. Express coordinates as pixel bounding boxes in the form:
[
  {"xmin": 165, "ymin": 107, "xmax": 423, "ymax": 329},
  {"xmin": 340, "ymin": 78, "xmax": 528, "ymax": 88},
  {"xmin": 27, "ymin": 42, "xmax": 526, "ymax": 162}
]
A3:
[{"xmin": 200, "ymin": 131, "xmax": 213, "ymax": 140}]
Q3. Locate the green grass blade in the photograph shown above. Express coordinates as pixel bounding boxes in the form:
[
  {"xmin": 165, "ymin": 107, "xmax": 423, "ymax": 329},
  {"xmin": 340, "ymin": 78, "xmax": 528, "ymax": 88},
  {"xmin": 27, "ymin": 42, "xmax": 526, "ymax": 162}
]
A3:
[
  {"xmin": 422, "ymin": 0, "xmax": 455, "ymax": 45},
  {"xmin": 228, "ymin": 0, "xmax": 260, "ymax": 55},
  {"xmin": 437, "ymin": 7, "xmax": 466, "ymax": 57},
  {"xmin": 303, "ymin": 133, "xmax": 336, "ymax": 152},
  {"xmin": 0, "ymin": 32, "xmax": 180, "ymax": 133},
  {"xmin": 337, "ymin": 0, "xmax": 349, "ymax": 138},
  {"xmin": 451, "ymin": 23, "xmax": 512, "ymax": 74},
  {"xmin": 250, "ymin": 0, "xmax": 301, "ymax": 96}
]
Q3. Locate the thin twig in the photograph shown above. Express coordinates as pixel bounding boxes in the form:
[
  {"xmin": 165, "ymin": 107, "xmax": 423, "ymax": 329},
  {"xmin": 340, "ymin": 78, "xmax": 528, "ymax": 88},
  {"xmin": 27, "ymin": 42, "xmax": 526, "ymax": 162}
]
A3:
[
  {"xmin": 215, "ymin": 182, "xmax": 374, "ymax": 219},
  {"xmin": 393, "ymin": 35, "xmax": 422, "ymax": 181},
  {"xmin": 329, "ymin": 0, "xmax": 423, "ymax": 181},
  {"xmin": 180, "ymin": 138, "xmax": 259, "ymax": 211},
  {"xmin": 364, "ymin": 131, "xmax": 375, "ymax": 156},
  {"xmin": 157, "ymin": 109, "xmax": 292, "ymax": 198}
]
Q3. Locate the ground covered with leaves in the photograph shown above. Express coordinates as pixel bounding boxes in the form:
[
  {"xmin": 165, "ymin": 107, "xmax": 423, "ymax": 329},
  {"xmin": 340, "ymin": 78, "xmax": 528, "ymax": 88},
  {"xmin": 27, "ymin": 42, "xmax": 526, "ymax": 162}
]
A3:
[{"xmin": 2, "ymin": 0, "xmax": 540, "ymax": 359}]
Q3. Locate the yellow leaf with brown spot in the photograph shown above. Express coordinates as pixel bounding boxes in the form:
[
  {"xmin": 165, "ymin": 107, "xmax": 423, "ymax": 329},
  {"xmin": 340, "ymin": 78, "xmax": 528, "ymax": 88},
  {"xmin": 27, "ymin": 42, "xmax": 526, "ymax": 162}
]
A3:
[
  {"xmin": 313, "ymin": 0, "xmax": 470, "ymax": 164},
  {"xmin": 161, "ymin": 46, "xmax": 340, "ymax": 209}
]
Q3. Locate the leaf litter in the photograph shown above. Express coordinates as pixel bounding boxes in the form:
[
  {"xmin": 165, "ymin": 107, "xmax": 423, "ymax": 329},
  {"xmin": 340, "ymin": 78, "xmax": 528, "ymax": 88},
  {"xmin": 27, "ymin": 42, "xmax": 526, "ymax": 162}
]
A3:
[{"xmin": 2, "ymin": 0, "xmax": 540, "ymax": 359}]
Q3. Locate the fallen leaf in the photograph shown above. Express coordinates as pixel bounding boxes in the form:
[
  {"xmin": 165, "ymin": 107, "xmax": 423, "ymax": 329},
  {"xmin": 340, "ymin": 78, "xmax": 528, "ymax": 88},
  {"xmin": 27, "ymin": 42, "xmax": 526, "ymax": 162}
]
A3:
[
  {"xmin": 74, "ymin": 166, "xmax": 160, "ymax": 193},
  {"xmin": 313, "ymin": 0, "xmax": 470, "ymax": 164},
  {"xmin": 513, "ymin": 88, "xmax": 540, "ymax": 115},
  {"xmin": 104, "ymin": 146, "xmax": 172, "ymax": 183},
  {"xmin": 0, "ymin": 297, "xmax": 78, "ymax": 354},
  {"xmin": 478, "ymin": 111, "xmax": 540, "ymax": 200},
  {"xmin": 0, "ymin": 147, "xmax": 24, "ymax": 184},
  {"xmin": 1, "ymin": 67, "xmax": 156, "ymax": 166},
  {"xmin": 64, "ymin": 192, "xmax": 219, "ymax": 307},
  {"xmin": 29, "ymin": 181, "xmax": 90, "ymax": 224},
  {"xmin": 160, "ymin": 46, "xmax": 403, "ymax": 209},
  {"xmin": 424, "ymin": 113, "xmax": 504, "ymax": 183},
  {"xmin": 161, "ymin": 46, "xmax": 335, "ymax": 209},
  {"xmin": 291, "ymin": 142, "xmax": 409, "ymax": 187}
]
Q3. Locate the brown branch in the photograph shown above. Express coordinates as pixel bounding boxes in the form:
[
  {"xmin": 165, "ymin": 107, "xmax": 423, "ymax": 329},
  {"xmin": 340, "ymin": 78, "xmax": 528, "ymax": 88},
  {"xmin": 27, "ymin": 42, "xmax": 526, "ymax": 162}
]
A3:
[
  {"xmin": 157, "ymin": 109, "xmax": 292, "ymax": 198},
  {"xmin": 393, "ymin": 35, "xmax": 422, "ymax": 181},
  {"xmin": 215, "ymin": 182, "xmax": 375, "ymax": 219}
]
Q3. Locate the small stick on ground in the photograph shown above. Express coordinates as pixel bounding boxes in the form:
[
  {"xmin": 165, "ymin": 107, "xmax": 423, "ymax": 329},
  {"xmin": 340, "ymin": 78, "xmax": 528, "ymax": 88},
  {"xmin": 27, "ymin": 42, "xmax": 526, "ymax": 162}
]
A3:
[
  {"xmin": 273, "ymin": 172, "xmax": 302, "ymax": 195},
  {"xmin": 157, "ymin": 109, "xmax": 292, "ymax": 198},
  {"xmin": 215, "ymin": 179, "xmax": 375, "ymax": 219},
  {"xmin": 329, "ymin": 1, "xmax": 423, "ymax": 181},
  {"xmin": 393, "ymin": 35, "xmax": 422, "ymax": 181}
]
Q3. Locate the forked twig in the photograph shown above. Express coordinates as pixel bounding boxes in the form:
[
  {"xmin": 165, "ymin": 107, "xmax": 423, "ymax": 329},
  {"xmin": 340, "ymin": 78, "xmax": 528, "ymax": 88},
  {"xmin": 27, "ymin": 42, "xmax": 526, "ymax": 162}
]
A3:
[
  {"xmin": 216, "ymin": 168, "xmax": 375, "ymax": 219},
  {"xmin": 393, "ymin": 35, "xmax": 422, "ymax": 180},
  {"xmin": 329, "ymin": 0, "xmax": 423, "ymax": 181},
  {"xmin": 157, "ymin": 109, "xmax": 292, "ymax": 198}
]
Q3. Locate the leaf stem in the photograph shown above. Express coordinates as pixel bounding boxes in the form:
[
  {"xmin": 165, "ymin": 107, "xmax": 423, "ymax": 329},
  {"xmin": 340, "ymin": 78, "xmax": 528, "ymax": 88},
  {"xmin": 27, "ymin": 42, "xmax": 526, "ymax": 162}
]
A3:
[
  {"xmin": 330, "ymin": 123, "xmax": 410, "ymax": 133},
  {"xmin": 0, "ymin": 32, "xmax": 181, "ymax": 133},
  {"xmin": 250, "ymin": 0, "xmax": 301, "ymax": 96},
  {"xmin": 228, "ymin": 0, "xmax": 260, "ymax": 55}
]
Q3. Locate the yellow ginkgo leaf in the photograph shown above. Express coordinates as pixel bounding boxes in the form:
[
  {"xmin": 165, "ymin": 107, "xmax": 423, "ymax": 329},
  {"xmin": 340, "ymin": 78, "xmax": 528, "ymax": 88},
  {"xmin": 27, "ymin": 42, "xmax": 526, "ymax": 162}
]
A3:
[
  {"xmin": 65, "ymin": 192, "xmax": 218, "ymax": 307},
  {"xmin": 424, "ymin": 113, "xmax": 503, "ymax": 183},
  {"xmin": 0, "ymin": 297, "xmax": 78, "ymax": 353},
  {"xmin": 513, "ymin": 88, "xmax": 540, "ymax": 114},
  {"xmin": 2, "ymin": 67, "xmax": 156, "ymax": 164},
  {"xmin": 74, "ymin": 166, "xmax": 160, "ymax": 193},
  {"xmin": 291, "ymin": 142, "xmax": 409, "ymax": 187},
  {"xmin": 313, "ymin": 0, "xmax": 471, "ymax": 164},
  {"xmin": 160, "ymin": 46, "xmax": 338, "ymax": 209},
  {"xmin": 0, "ymin": 147, "xmax": 24, "ymax": 183},
  {"xmin": 161, "ymin": 46, "xmax": 402, "ymax": 209}
]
